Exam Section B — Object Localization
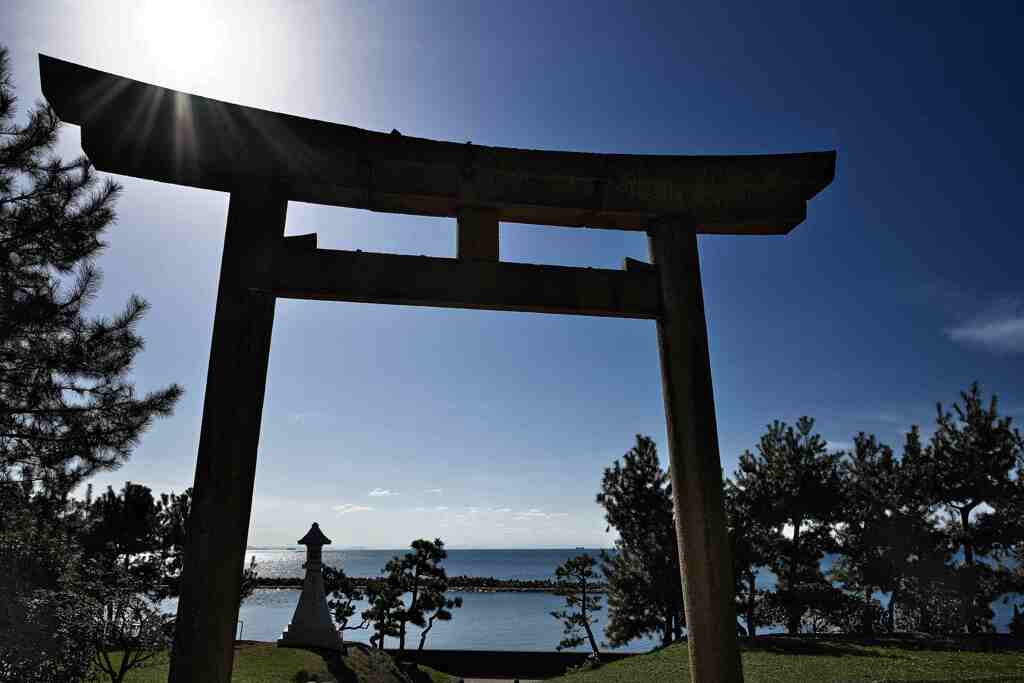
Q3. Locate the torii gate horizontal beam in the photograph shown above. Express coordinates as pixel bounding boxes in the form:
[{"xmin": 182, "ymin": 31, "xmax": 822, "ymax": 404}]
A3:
[
  {"xmin": 39, "ymin": 55, "xmax": 835, "ymax": 235},
  {"xmin": 243, "ymin": 240, "xmax": 661, "ymax": 319}
]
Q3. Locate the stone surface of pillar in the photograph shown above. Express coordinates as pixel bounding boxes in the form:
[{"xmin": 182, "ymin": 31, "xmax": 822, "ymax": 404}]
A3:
[
  {"xmin": 279, "ymin": 523, "xmax": 341, "ymax": 650},
  {"xmin": 648, "ymin": 218, "xmax": 744, "ymax": 682},
  {"xmin": 168, "ymin": 189, "xmax": 287, "ymax": 683}
]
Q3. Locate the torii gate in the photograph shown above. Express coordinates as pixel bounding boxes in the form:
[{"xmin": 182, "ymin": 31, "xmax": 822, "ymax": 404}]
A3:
[{"xmin": 39, "ymin": 54, "xmax": 835, "ymax": 683}]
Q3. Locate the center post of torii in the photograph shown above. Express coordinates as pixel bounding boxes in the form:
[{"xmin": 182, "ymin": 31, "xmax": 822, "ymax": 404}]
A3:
[{"xmin": 39, "ymin": 54, "xmax": 835, "ymax": 683}]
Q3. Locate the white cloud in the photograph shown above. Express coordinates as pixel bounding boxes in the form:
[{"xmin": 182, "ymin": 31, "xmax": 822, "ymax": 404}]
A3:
[
  {"xmin": 490, "ymin": 506, "xmax": 512, "ymax": 513},
  {"xmin": 826, "ymin": 440, "xmax": 853, "ymax": 452},
  {"xmin": 947, "ymin": 298, "xmax": 1024, "ymax": 353},
  {"xmin": 424, "ymin": 488, "xmax": 443, "ymax": 494},
  {"xmin": 368, "ymin": 488, "xmax": 399, "ymax": 497},
  {"xmin": 435, "ymin": 506, "xmax": 449, "ymax": 511},
  {"xmin": 513, "ymin": 508, "xmax": 569, "ymax": 521},
  {"xmin": 333, "ymin": 503, "xmax": 373, "ymax": 515}
]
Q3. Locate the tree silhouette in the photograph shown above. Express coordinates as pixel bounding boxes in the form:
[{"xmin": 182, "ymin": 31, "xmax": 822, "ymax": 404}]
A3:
[
  {"xmin": 417, "ymin": 593, "xmax": 463, "ymax": 651},
  {"xmin": 904, "ymin": 383, "xmax": 1024, "ymax": 633},
  {"xmin": 550, "ymin": 554, "xmax": 602, "ymax": 654},
  {"xmin": 830, "ymin": 433, "xmax": 901, "ymax": 634},
  {"xmin": 733, "ymin": 417, "xmax": 844, "ymax": 634},
  {"xmin": 596, "ymin": 435, "xmax": 683, "ymax": 646},
  {"xmin": 724, "ymin": 476, "xmax": 776, "ymax": 637},
  {"xmin": 89, "ymin": 568, "xmax": 169, "ymax": 683},
  {"xmin": 0, "ymin": 45, "xmax": 181, "ymax": 500},
  {"xmin": 362, "ymin": 576, "xmax": 403, "ymax": 649},
  {"xmin": 390, "ymin": 538, "xmax": 452, "ymax": 652},
  {"xmin": 152, "ymin": 488, "xmax": 191, "ymax": 601},
  {"xmin": 324, "ymin": 565, "xmax": 369, "ymax": 642},
  {"xmin": 81, "ymin": 482, "xmax": 159, "ymax": 576}
]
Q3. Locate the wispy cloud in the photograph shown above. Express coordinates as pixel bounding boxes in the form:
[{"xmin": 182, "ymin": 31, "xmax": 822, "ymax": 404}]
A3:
[
  {"xmin": 368, "ymin": 488, "xmax": 399, "ymax": 497},
  {"xmin": 947, "ymin": 298, "xmax": 1024, "ymax": 353},
  {"xmin": 513, "ymin": 508, "xmax": 569, "ymax": 521},
  {"xmin": 424, "ymin": 488, "xmax": 443, "ymax": 494},
  {"xmin": 333, "ymin": 503, "xmax": 373, "ymax": 515},
  {"xmin": 435, "ymin": 505, "xmax": 449, "ymax": 511},
  {"xmin": 490, "ymin": 506, "xmax": 512, "ymax": 513}
]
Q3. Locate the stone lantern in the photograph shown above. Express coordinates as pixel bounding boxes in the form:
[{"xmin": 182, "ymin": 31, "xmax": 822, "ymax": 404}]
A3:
[{"xmin": 278, "ymin": 522, "xmax": 340, "ymax": 649}]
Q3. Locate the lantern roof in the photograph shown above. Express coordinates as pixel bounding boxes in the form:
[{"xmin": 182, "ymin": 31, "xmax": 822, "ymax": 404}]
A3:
[{"xmin": 297, "ymin": 523, "xmax": 331, "ymax": 546}]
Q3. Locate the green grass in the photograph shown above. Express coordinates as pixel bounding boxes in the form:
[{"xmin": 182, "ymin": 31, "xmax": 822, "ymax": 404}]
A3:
[
  {"xmin": 549, "ymin": 640, "xmax": 1024, "ymax": 683},
  {"xmin": 105, "ymin": 642, "xmax": 456, "ymax": 682}
]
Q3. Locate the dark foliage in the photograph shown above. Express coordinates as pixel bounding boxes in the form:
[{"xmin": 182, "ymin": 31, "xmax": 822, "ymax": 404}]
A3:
[
  {"xmin": 416, "ymin": 593, "xmax": 463, "ymax": 652},
  {"xmin": 88, "ymin": 567, "xmax": 171, "ymax": 683},
  {"xmin": 151, "ymin": 487, "xmax": 191, "ymax": 601},
  {"xmin": 596, "ymin": 435, "xmax": 683, "ymax": 647},
  {"xmin": 1010, "ymin": 604, "xmax": 1024, "ymax": 639},
  {"xmin": 0, "ymin": 46, "xmax": 180, "ymax": 683},
  {"xmin": 362, "ymin": 576, "xmax": 404, "ymax": 649},
  {"xmin": 731, "ymin": 417, "xmax": 844, "ymax": 634},
  {"xmin": 0, "ymin": 495, "xmax": 100, "ymax": 683},
  {"xmin": 324, "ymin": 564, "xmax": 370, "ymax": 640},
  {"xmin": 0, "ymin": 47, "xmax": 182, "ymax": 487},
  {"xmin": 831, "ymin": 433, "xmax": 906, "ymax": 635},
  {"xmin": 724, "ymin": 477, "xmax": 776, "ymax": 637},
  {"xmin": 550, "ymin": 554, "xmax": 602, "ymax": 654},
  {"xmin": 903, "ymin": 383, "xmax": 1024, "ymax": 633}
]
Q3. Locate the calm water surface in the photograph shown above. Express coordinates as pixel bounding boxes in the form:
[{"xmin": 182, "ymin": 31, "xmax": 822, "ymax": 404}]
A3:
[{"xmin": 162, "ymin": 547, "xmax": 1019, "ymax": 650}]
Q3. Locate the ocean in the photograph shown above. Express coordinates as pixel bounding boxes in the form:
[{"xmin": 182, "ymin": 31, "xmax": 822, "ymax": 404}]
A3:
[
  {"xmin": 161, "ymin": 547, "xmax": 1020, "ymax": 652},
  {"xmin": 244, "ymin": 546, "xmax": 608, "ymax": 581}
]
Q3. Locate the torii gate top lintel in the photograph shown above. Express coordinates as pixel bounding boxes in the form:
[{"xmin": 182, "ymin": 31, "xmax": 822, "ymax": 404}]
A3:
[{"xmin": 39, "ymin": 54, "xmax": 834, "ymax": 235}]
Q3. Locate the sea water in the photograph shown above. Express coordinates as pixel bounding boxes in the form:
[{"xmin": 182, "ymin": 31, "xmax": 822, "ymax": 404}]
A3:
[{"xmin": 163, "ymin": 547, "xmax": 1019, "ymax": 651}]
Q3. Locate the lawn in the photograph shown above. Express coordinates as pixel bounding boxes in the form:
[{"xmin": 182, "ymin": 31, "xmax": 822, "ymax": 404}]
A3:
[
  {"xmin": 550, "ymin": 639, "xmax": 1024, "ymax": 682},
  {"xmin": 106, "ymin": 642, "xmax": 456, "ymax": 682}
]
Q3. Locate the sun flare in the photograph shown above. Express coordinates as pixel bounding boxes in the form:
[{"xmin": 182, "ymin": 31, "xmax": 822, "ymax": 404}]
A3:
[{"xmin": 133, "ymin": 1, "xmax": 227, "ymax": 80}]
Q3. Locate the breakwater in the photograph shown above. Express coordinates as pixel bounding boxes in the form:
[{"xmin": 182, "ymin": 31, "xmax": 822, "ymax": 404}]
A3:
[{"xmin": 252, "ymin": 574, "xmax": 608, "ymax": 593}]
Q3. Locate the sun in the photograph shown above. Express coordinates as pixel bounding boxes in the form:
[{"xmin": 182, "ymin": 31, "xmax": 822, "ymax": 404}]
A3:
[{"xmin": 133, "ymin": 1, "xmax": 228, "ymax": 83}]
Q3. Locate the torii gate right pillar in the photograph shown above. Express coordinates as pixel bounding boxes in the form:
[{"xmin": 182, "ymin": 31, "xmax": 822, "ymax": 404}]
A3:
[{"xmin": 649, "ymin": 217, "xmax": 744, "ymax": 682}]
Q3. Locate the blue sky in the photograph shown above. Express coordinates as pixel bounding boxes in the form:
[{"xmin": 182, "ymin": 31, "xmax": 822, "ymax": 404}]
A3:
[{"xmin": 4, "ymin": 1, "xmax": 1022, "ymax": 548}]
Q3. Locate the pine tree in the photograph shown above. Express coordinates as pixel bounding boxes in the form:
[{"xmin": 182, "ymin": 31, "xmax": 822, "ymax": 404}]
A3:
[
  {"xmin": 905, "ymin": 383, "xmax": 1024, "ymax": 633},
  {"xmin": 0, "ymin": 45, "xmax": 182, "ymax": 500},
  {"xmin": 733, "ymin": 417, "xmax": 844, "ymax": 634},
  {"xmin": 596, "ymin": 435, "xmax": 684, "ymax": 647},
  {"xmin": 0, "ymin": 46, "xmax": 181, "ymax": 682},
  {"xmin": 324, "ymin": 565, "xmax": 370, "ymax": 642},
  {"xmin": 550, "ymin": 554, "xmax": 602, "ymax": 654},
  {"xmin": 362, "ymin": 576, "xmax": 404, "ymax": 649},
  {"xmin": 830, "ymin": 433, "xmax": 901, "ymax": 634},
  {"xmin": 389, "ymin": 538, "xmax": 455, "ymax": 652},
  {"xmin": 724, "ymin": 476, "xmax": 777, "ymax": 637}
]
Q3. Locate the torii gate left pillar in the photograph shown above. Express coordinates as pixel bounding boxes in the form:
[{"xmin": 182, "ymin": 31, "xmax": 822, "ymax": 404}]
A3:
[{"xmin": 38, "ymin": 54, "xmax": 834, "ymax": 683}]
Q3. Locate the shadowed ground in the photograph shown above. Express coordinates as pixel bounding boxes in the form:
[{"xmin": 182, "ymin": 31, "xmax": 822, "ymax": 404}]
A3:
[{"xmin": 106, "ymin": 636, "xmax": 1024, "ymax": 681}]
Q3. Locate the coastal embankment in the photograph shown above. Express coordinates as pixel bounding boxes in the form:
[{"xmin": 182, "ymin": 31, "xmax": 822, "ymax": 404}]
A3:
[{"xmin": 253, "ymin": 575, "xmax": 608, "ymax": 593}]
